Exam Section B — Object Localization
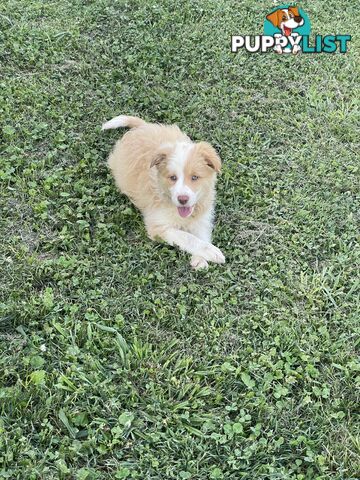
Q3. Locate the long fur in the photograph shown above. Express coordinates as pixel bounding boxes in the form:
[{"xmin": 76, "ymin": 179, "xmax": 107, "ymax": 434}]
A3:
[{"xmin": 104, "ymin": 114, "xmax": 225, "ymax": 269}]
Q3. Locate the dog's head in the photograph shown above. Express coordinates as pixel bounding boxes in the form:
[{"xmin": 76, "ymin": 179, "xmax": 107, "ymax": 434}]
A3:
[
  {"xmin": 150, "ymin": 141, "xmax": 221, "ymax": 218},
  {"xmin": 266, "ymin": 6, "xmax": 304, "ymax": 35}
]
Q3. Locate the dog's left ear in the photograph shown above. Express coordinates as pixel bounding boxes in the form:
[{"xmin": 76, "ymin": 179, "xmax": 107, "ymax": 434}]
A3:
[
  {"xmin": 266, "ymin": 9, "xmax": 281, "ymax": 27},
  {"xmin": 197, "ymin": 141, "xmax": 222, "ymax": 173},
  {"xmin": 150, "ymin": 153, "xmax": 167, "ymax": 168}
]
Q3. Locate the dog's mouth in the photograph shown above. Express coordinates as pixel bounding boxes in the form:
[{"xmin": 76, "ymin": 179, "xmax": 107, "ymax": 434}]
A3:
[
  {"xmin": 283, "ymin": 25, "xmax": 292, "ymax": 36},
  {"xmin": 177, "ymin": 206, "xmax": 193, "ymax": 218}
]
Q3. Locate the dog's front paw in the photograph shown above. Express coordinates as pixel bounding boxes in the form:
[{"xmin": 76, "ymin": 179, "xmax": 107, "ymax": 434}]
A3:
[
  {"xmin": 200, "ymin": 244, "xmax": 225, "ymax": 264},
  {"xmin": 190, "ymin": 255, "xmax": 209, "ymax": 270},
  {"xmin": 292, "ymin": 44, "xmax": 301, "ymax": 54}
]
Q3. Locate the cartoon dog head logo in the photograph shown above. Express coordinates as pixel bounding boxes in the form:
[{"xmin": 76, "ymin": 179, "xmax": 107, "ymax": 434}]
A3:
[
  {"xmin": 266, "ymin": 6, "xmax": 304, "ymax": 36},
  {"xmin": 232, "ymin": 5, "xmax": 351, "ymax": 55},
  {"xmin": 264, "ymin": 4, "xmax": 311, "ymax": 54}
]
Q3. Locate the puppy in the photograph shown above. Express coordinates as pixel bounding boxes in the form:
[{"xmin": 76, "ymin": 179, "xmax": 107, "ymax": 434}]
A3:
[
  {"xmin": 102, "ymin": 114, "xmax": 225, "ymax": 269},
  {"xmin": 266, "ymin": 6, "xmax": 304, "ymax": 54},
  {"xmin": 266, "ymin": 6, "xmax": 304, "ymax": 36}
]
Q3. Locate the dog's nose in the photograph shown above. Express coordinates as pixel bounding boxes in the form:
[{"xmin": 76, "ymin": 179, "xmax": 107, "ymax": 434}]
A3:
[
  {"xmin": 178, "ymin": 195, "xmax": 189, "ymax": 205},
  {"xmin": 294, "ymin": 15, "xmax": 302, "ymax": 22}
]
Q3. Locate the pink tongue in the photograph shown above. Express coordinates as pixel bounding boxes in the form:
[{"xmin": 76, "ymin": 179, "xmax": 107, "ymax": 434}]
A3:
[{"xmin": 177, "ymin": 206, "xmax": 192, "ymax": 218}]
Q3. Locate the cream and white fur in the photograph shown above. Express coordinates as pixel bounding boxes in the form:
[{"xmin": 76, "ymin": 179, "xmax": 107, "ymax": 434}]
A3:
[{"xmin": 102, "ymin": 114, "xmax": 225, "ymax": 269}]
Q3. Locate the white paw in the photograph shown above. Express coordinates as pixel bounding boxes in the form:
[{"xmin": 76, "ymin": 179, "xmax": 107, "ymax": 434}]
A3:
[
  {"xmin": 292, "ymin": 45, "xmax": 301, "ymax": 54},
  {"xmin": 190, "ymin": 256, "xmax": 209, "ymax": 270},
  {"xmin": 199, "ymin": 244, "xmax": 225, "ymax": 264}
]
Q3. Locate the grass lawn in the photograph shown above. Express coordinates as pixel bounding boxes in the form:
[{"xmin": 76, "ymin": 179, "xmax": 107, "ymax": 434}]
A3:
[{"xmin": 1, "ymin": 0, "xmax": 359, "ymax": 478}]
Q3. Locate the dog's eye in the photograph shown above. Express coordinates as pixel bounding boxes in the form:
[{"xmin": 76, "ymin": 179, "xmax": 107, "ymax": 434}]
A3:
[
  {"xmin": 191, "ymin": 175, "xmax": 199, "ymax": 181},
  {"xmin": 282, "ymin": 15, "xmax": 287, "ymax": 20},
  {"xmin": 169, "ymin": 175, "xmax": 177, "ymax": 182}
]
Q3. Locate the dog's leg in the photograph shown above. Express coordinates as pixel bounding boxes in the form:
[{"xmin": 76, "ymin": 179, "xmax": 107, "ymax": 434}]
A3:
[
  {"xmin": 188, "ymin": 221, "xmax": 214, "ymax": 270},
  {"xmin": 148, "ymin": 225, "xmax": 225, "ymax": 265},
  {"xmin": 190, "ymin": 255, "xmax": 209, "ymax": 270}
]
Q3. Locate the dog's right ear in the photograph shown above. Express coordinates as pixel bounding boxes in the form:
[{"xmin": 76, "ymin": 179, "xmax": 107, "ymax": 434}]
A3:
[
  {"xmin": 196, "ymin": 141, "xmax": 222, "ymax": 173},
  {"xmin": 288, "ymin": 6, "xmax": 301, "ymax": 17},
  {"xmin": 266, "ymin": 9, "xmax": 281, "ymax": 27},
  {"xmin": 150, "ymin": 153, "xmax": 167, "ymax": 168}
]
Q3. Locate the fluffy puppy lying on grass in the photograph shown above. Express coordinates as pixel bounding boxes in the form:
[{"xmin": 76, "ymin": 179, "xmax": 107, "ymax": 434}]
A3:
[{"xmin": 102, "ymin": 114, "xmax": 225, "ymax": 269}]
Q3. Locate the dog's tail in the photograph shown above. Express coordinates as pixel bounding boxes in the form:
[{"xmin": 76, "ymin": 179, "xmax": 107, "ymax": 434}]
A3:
[{"xmin": 101, "ymin": 114, "xmax": 146, "ymax": 131}]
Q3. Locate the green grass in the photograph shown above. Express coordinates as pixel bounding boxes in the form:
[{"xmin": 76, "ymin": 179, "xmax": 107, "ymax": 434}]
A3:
[{"xmin": 1, "ymin": 0, "xmax": 359, "ymax": 478}]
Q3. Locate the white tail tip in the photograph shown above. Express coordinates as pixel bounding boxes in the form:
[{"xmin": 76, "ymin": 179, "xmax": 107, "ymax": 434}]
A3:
[{"xmin": 101, "ymin": 115, "xmax": 128, "ymax": 130}]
